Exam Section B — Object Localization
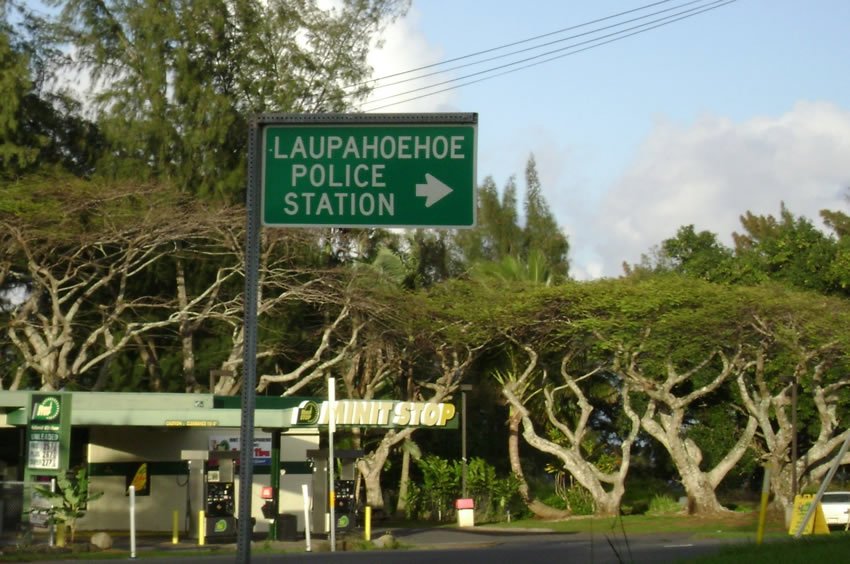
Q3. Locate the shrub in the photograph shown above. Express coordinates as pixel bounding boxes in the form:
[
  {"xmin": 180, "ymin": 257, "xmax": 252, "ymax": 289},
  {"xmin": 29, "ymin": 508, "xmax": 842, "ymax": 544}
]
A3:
[
  {"xmin": 646, "ymin": 494, "xmax": 681, "ymax": 515},
  {"xmin": 563, "ymin": 484, "xmax": 595, "ymax": 516},
  {"xmin": 33, "ymin": 467, "xmax": 103, "ymax": 543},
  {"xmin": 402, "ymin": 456, "xmax": 522, "ymax": 522}
]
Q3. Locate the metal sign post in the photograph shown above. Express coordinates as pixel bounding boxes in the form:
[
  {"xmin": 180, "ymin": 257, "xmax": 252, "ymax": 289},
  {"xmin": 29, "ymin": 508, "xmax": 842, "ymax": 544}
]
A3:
[
  {"xmin": 236, "ymin": 120, "xmax": 263, "ymax": 563},
  {"xmin": 328, "ymin": 377, "xmax": 336, "ymax": 552},
  {"xmin": 238, "ymin": 113, "xmax": 477, "ymax": 562}
]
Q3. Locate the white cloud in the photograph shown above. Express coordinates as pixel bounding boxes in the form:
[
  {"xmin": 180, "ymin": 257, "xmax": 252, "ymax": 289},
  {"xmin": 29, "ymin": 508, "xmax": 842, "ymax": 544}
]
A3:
[
  {"xmin": 583, "ymin": 101, "xmax": 850, "ymax": 278},
  {"xmin": 362, "ymin": 7, "xmax": 458, "ymax": 113}
]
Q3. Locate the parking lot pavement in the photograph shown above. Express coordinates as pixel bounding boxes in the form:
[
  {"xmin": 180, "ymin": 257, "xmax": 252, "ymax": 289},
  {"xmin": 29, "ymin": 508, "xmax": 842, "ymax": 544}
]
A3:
[
  {"xmin": 1, "ymin": 524, "xmax": 732, "ymax": 560},
  {"xmin": 1, "ymin": 525, "xmax": 562, "ymax": 556}
]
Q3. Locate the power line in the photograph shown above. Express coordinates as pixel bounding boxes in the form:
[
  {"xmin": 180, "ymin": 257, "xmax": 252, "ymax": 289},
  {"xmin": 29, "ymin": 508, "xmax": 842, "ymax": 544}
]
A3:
[
  {"xmin": 363, "ymin": 0, "xmax": 736, "ymax": 112},
  {"xmin": 361, "ymin": 0, "xmax": 732, "ymax": 109},
  {"xmin": 366, "ymin": 0, "xmax": 708, "ymax": 93},
  {"xmin": 351, "ymin": 0, "xmax": 679, "ymax": 89}
]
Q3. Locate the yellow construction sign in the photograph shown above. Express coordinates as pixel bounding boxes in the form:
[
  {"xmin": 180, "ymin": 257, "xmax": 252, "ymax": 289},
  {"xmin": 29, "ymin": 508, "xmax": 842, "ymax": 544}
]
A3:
[{"xmin": 788, "ymin": 494, "xmax": 830, "ymax": 535}]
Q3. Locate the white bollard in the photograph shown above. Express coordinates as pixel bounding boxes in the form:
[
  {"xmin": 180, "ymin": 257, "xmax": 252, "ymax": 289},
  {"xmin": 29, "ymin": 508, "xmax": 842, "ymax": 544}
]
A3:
[
  {"xmin": 302, "ymin": 484, "xmax": 312, "ymax": 552},
  {"xmin": 48, "ymin": 479, "xmax": 56, "ymax": 547},
  {"xmin": 129, "ymin": 485, "xmax": 136, "ymax": 559}
]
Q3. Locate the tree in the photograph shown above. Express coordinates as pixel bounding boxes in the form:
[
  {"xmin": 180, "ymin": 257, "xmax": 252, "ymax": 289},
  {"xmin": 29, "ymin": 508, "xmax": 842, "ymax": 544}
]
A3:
[
  {"xmin": 522, "ymin": 155, "xmax": 569, "ymax": 279},
  {"xmin": 734, "ymin": 286, "xmax": 850, "ymax": 510},
  {"xmin": 733, "ymin": 203, "xmax": 839, "ymax": 294},
  {"xmin": 493, "ymin": 351, "xmax": 562, "ymax": 519},
  {"xmin": 403, "ymin": 229, "xmax": 465, "ymax": 288},
  {"xmin": 577, "ymin": 276, "xmax": 760, "ymax": 514},
  {"xmin": 0, "ymin": 3, "xmax": 104, "ymax": 179},
  {"xmin": 498, "ymin": 338, "xmax": 640, "ymax": 517},
  {"xmin": 34, "ymin": 467, "xmax": 103, "ymax": 544},
  {"xmin": 470, "ymin": 250, "xmax": 556, "ymax": 288},
  {"xmin": 45, "ymin": 0, "xmax": 408, "ymax": 198},
  {"xmin": 438, "ymin": 279, "xmax": 570, "ymax": 519},
  {"xmin": 821, "ymin": 206, "xmax": 850, "ymax": 294},
  {"xmin": 0, "ymin": 18, "xmax": 38, "ymax": 175},
  {"xmin": 454, "ymin": 175, "xmax": 522, "ymax": 264},
  {"xmin": 353, "ymin": 339, "xmax": 480, "ymax": 510},
  {"xmin": 625, "ymin": 225, "xmax": 738, "ymax": 283},
  {"xmin": 2, "ymin": 178, "xmax": 210, "ymax": 390}
]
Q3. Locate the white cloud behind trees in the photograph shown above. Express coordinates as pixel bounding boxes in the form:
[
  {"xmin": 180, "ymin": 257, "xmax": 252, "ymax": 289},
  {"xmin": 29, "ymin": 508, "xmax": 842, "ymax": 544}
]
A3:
[
  {"xmin": 589, "ymin": 101, "xmax": 850, "ymax": 277},
  {"xmin": 363, "ymin": 5, "xmax": 458, "ymax": 113}
]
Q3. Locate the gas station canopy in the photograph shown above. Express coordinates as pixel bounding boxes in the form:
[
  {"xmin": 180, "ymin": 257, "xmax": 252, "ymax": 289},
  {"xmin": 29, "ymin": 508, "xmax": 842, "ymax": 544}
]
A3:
[{"xmin": 0, "ymin": 391, "xmax": 458, "ymax": 430}]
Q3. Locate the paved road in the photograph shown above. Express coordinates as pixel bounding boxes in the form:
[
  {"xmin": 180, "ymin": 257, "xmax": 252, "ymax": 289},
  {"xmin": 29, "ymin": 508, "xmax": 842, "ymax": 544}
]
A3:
[{"xmin": 6, "ymin": 526, "xmax": 739, "ymax": 563}]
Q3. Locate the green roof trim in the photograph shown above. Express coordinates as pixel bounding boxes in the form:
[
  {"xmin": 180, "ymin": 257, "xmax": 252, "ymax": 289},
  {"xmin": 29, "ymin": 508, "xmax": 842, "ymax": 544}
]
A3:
[{"xmin": 213, "ymin": 396, "xmax": 320, "ymax": 410}]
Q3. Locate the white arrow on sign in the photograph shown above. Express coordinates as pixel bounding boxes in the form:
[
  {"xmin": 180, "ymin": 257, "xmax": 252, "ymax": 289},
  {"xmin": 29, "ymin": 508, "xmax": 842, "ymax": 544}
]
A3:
[{"xmin": 415, "ymin": 173, "xmax": 453, "ymax": 208}]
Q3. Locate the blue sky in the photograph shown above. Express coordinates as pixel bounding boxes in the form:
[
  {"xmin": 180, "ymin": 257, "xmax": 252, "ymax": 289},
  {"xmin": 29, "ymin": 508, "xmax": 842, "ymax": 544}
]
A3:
[{"xmin": 364, "ymin": 0, "xmax": 850, "ymax": 277}]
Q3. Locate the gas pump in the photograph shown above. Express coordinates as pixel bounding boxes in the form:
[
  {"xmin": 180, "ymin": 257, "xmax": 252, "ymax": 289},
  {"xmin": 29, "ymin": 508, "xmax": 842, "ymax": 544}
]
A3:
[
  {"xmin": 204, "ymin": 455, "xmax": 236, "ymax": 539},
  {"xmin": 334, "ymin": 478, "xmax": 356, "ymax": 531},
  {"xmin": 306, "ymin": 449, "xmax": 362, "ymax": 534},
  {"xmin": 180, "ymin": 450, "xmax": 239, "ymax": 541}
]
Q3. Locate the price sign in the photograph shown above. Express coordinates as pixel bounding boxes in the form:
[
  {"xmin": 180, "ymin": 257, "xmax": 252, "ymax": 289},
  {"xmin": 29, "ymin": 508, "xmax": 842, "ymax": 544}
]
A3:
[
  {"xmin": 28, "ymin": 441, "xmax": 60, "ymax": 470},
  {"xmin": 26, "ymin": 393, "xmax": 71, "ymax": 475}
]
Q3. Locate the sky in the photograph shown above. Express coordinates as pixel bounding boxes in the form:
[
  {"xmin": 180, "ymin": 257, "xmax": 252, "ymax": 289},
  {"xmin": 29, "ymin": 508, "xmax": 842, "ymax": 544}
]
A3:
[{"xmin": 362, "ymin": 0, "xmax": 850, "ymax": 278}]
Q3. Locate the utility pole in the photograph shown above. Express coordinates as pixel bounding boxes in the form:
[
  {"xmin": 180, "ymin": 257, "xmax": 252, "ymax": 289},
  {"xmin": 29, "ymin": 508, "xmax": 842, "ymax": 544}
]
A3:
[{"xmin": 460, "ymin": 385, "xmax": 473, "ymax": 498}]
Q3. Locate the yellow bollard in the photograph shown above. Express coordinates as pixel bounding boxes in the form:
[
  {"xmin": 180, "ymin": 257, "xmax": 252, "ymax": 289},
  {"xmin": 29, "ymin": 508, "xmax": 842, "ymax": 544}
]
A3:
[
  {"xmin": 364, "ymin": 506, "xmax": 371, "ymax": 542},
  {"xmin": 56, "ymin": 524, "xmax": 66, "ymax": 548},
  {"xmin": 198, "ymin": 510, "xmax": 205, "ymax": 546},
  {"xmin": 172, "ymin": 509, "xmax": 179, "ymax": 544}
]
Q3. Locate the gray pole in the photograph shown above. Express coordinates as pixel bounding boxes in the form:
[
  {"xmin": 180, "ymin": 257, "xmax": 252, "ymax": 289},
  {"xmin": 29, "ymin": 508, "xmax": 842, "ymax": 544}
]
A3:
[
  {"xmin": 461, "ymin": 389, "xmax": 468, "ymax": 498},
  {"xmin": 236, "ymin": 119, "xmax": 262, "ymax": 563},
  {"xmin": 328, "ymin": 378, "xmax": 336, "ymax": 552},
  {"xmin": 791, "ymin": 378, "xmax": 798, "ymax": 499}
]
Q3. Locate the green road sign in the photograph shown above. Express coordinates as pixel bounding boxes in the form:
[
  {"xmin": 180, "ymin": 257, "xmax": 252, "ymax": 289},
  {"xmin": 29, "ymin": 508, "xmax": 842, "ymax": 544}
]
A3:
[{"xmin": 260, "ymin": 114, "xmax": 477, "ymax": 228}]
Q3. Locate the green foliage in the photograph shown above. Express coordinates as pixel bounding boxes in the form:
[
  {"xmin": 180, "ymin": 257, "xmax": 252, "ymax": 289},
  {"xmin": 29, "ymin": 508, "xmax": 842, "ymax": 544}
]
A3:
[
  {"xmin": 0, "ymin": 22, "xmax": 38, "ymax": 176},
  {"xmin": 455, "ymin": 156, "xmax": 569, "ymax": 284},
  {"xmin": 403, "ymin": 455, "xmax": 457, "ymax": 521},
  {"xmin": 563, "ymin": 483, "xmax": 596, "ymax": 516},
  {"xmin": 632, "ymin": 204, "xmax": 850, "ymax": 300},
  {"xmin": 467, "ymin": 458, "xmax": 525, "ymax": 521},
  {"xmin": 454, "ymin": 175, "xmax": 522, "ymax": 263},
  {"xmin": 522, "ymin": 155, "xmax": 569, "ymax": 279},
  {"xmin": 734, "ymin": 203, "xmax": 840, "ymax": 294},
  {"xmin": 0, "ymin": 4, "xmax": 104, "ymax": 179},
  {"xmin": 402, "ymin": 456, "xmax": 522, "ymax": 522},
  {"xmin": 45, "ymin": 0, "xmax": 407, "ymax": 198},
  {"xmin": 33, "ymin": 467, "xmax": 104, "ymax": 543},
  {"xmin": 627, "ymin": 225, "xmax": 738, "ymax": 283},
  {"xmin": 646, "ymin": 494, "xmax": 681, "ymax": 515}
]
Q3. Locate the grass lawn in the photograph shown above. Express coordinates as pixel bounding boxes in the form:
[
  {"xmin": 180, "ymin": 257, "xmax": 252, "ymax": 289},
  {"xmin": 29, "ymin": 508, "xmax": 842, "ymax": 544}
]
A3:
[
  {"xmin": 490, "ymin": 509, "xmax": 791, "ymax": 539},
  {"xmin": 486, "ymin": 511, "xmax": 850, "ymax": 562},
  {"xmin": 690, "ymin": 535, "xmax": 850, "ymax": 563}
]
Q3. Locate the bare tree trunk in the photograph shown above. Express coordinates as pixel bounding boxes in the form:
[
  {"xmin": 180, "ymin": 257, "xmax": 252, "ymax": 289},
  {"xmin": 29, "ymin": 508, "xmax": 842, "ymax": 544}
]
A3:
[
  {"xmin": 499, "ymin": 345, "xmax": 619, "ymax": 519},
  {"xmin": 640, "ymin": 401, "xmax": 757, "ymax": 514},
  {"xmin": 395, "ymin": 448, "xmax": 412, "ymax": 517},
  {"xmin": 507, "ymin": 407, "xmax": 572, "ymax": 519},
  {"xmin": 175, "ymin": 258, "xmax": 201, "ymax": 392},
  {"xmin": 507, "ymin": 407, "xmax": 530, "ymax": 502},
  {"xmin": 736, "ymin": 331, "xmax": 850, "ymax": 512},
  {"xmin": 617, "ymin": 344, "xmax": 756, "ymax": 515},
  {"xmin": 357, "ymin": 429, "xmax": 413, "ymax": 510}
]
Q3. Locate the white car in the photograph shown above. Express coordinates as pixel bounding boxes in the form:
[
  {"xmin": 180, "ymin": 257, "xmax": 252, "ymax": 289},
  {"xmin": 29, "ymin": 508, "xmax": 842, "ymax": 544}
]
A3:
[{"xmin": 820, "ymin": 491, "xmax": 850, "ymax": 528}]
